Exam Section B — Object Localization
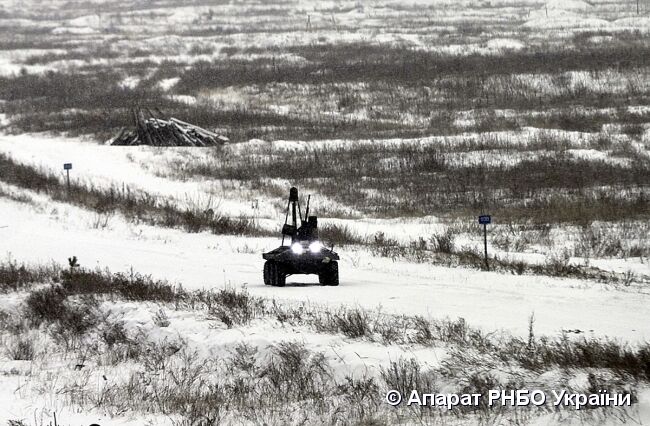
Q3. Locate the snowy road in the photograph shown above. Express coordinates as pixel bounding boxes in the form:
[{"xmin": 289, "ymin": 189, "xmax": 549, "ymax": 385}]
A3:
[{"xmin": 2, "ymin": 196, "xmax": 648, "ymax": 343}]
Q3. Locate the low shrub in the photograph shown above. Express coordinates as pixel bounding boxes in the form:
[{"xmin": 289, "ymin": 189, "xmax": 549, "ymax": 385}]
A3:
[
  {"xmin": 153, "ymin": 309, "xmax": 170, "ymax": 327},
  {"xmin": 332, "ymin": 308, "xmax": 373, "ymax": 339},
  {"xmin": 49, "ymin": 297, "xmax": 99, "ymax": 350},
  {"xmin": 381, "ymin": 357, "xmax": 437, "ymax": 397},
  {"xmin": 259, "ymin": 341, "xmax": 332, "ymax": 404},
  {"xmin": 0, "ymin": 260, "xmax": 59, "ymax": 292},
  {"xmin": 24, "ymin": 285, "xmax": 67, "ymax": 325},
  {"xmin": 320, "ymin": 223, "xmax": 366, "ymax": 246},
  {"xmin": 314, "ymin": 307, "xmax": 374, "ymax": 339},
  {"xmin": 430, "ymin": 228, "xmax": 456, "ymax": 254},
  {"xmin": 207, "ymin": 287, "xmax": 263, "ymax": 327},
  {"xmin": 62, "ymin": 268, "xmax": 180, "ymax": 303},
  {"xmin": 4, "ymin": 334, "xmax": 36, "ymax": 360}
]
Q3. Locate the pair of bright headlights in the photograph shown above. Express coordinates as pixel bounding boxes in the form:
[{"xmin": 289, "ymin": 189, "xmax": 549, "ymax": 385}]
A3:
[{"xmin": 291, "ymin": 241, "xmax": 322, "ymax": 254}]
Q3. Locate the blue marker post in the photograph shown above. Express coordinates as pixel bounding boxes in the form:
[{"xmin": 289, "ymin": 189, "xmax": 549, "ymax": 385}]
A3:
[
  {"xmin": 63, "ymin": 163, "xmax": 72, "ymax": 194},
  {"xmin": 478, "ymin": 215, "xmax": 491, "ymax": 270}
]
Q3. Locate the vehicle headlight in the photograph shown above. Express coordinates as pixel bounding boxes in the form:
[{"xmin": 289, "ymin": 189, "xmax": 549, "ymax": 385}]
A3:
[
  {"xmin": 309, "ymin": 241, "xmax": 322, "ymax": 253},
  {"xmin": 291, "ymin": 242, "xmax": 304, "ymax": 254}
]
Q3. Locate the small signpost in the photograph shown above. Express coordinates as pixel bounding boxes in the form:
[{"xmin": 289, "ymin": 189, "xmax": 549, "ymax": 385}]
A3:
[
  {"xmin": 63, "ymin": 163, "xmax": 72, "ymax": 193},
  {"xmin": 478, "ymin": 214, "xmax": 491, "ymax": 270}
]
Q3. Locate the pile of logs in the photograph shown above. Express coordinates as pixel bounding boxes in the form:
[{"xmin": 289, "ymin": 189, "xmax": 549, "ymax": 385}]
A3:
[{"xmin": 109, "ymin": 108, "xmax": 229, "ymax": 147}]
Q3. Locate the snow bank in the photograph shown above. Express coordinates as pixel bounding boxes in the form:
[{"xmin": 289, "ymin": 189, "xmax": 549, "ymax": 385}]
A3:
[
  {"xmin": 486, "ymin": 38, "xmax": 525, "ymax": 51},
  {"xmin": 51, "ymin": 26, "xmax": 98, "ymax": 35}
]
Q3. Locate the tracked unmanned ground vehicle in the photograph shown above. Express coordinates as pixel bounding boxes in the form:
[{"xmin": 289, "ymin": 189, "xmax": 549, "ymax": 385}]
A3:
[{"xmin": 263, "ymin": 187, "xmax": 339, "ymax": 287}]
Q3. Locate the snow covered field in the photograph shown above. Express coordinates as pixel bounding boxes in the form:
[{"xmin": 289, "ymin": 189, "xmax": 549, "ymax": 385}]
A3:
[
  {"xmin": 0, "ymin": 132, "xmax": 649, "ymax": 425},
  {"xmin": 1, "ymin": 0, "xmax": 649, "ymax": 424},
  {"xmin": 1, "ymin": 183, "xmax": 648, "ymax": 342}
]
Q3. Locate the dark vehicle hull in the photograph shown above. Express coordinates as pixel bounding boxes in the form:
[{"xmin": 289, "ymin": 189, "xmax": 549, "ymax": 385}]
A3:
[
  {"xmin": 263, "ymin": 246, "xmax": 340, "ymax": 286},
  {"xmin": 263, "ymin": 246, "xmax": 339, "ymax": 274}
]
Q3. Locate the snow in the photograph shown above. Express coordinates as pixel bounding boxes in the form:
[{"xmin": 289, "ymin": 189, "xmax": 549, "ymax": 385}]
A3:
[
  {"xmin": 67, "ymin": 14, "xmax": 102, "ymax": 28},
  {"xmin": 327, "ymin": 216, "xmax": 443, "ymax": 244},
  {"xmin": 158, "ymin": 77, "xmax": 180, "ymax": 91},
  {"xmin": 52, "ymin": 26, "xmax": 98, "ymax": 35},
  {"xmin": 103, "ymin": 300, "xmax": 447, "ymax": 378},
  {"xmin": 615, "ymin": 16, "xmax": 650, "ymax": 29},
  {"xmin": 524, "ymin": 4, "xmax": 611, "ymax": 30},
  {"xmin": 1, "ymin": 180, "xmax": 646, "ymax": 422},
  {"xmin": 568, "ymin": 148, "xmax": 615, "ymax": 162},
  {"xmin": 486, "ymin": 38, "xmax": 525, "ymax": 51},
  {"xmin": 0, "ymin": 131, "xmax": 644, "ymax": 267},
  {"xmin": 546, "ymin": 0, "xmax": 594, "ymax": 12},
  {"xmin": 0, "ymin": 133, "xmax": 260, "ymax": 218},
  {"xmin": 524, "ymin": 16, "xmax": 611, "ymax": 30},
  {"xmin": 0, "ymin": 283, "xmax": 452, "ymax": 424},
  {"xmin": 168, "ymin": 94, "xmax": 197, "ymax": 105},
  {"xmin": 1, "ymin": 1, "xmax": 650, "ymax": 420},
  {"xmin": 0, "ymin": 188, "xmax": 648, "ymax": 343},
  {"xmin": 0, "ymin": 52, "xmax": 51, "ymax": 77},
  {"xmin": 589, "ymin": 258, "xmax": 650, "ymax": 278},
  {"xmin": 119, "ymin": 75, "xmax": 140, "ymax": 89}
]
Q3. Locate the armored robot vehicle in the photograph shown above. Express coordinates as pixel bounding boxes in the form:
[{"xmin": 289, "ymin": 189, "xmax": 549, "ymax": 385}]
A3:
[{"xmin": 263, "ymin": 187, "xmax": 339, "ymax": 287}]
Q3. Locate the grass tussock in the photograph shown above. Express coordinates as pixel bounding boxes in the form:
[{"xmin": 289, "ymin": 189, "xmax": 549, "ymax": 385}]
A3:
[
  {"xmin": 505, "ymin": 334, "xmax": 650, "ymax": 381},
  {"xmin": 314, "ymin": 307, "xmax": 374, "ymax": 339},
  {"xmin": 205, "ymin": 286, "xmax": 264, "ymax": 328},
  {"xmin": 3, "ymin": 334, "xmax": 36, "ymax": 360}
]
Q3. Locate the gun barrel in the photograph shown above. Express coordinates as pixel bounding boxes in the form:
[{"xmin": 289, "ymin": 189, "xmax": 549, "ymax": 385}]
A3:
[{"xmin": 305, "ymin": 195, "xmax": 311, "ymax": 221}]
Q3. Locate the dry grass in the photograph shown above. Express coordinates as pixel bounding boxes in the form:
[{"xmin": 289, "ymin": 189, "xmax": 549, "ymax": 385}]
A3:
[
  {"xmin": 161, "ymin": 143, "xmax": 650, "ymax": 223},
  {"xmin": 0, "ymin": 259, "xmax": 645, "ymax": 424},
  {"xmin": 0, "ymin": 153, "xmax": 267, "ymax": 237}
]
